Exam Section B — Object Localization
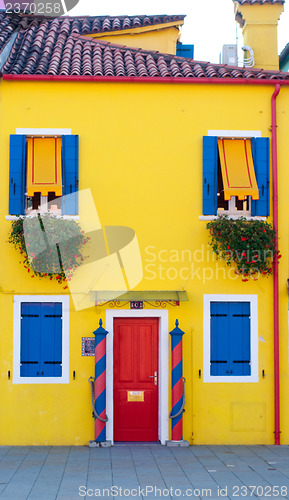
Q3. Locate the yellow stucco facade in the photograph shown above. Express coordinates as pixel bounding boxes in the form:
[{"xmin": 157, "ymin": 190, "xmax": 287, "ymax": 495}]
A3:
[
  {"xmin": 1, "ymin": 78, "xmax": 289, "ymax": 445},
  {"xmin": 86, "ymin": 23, "xmax": 183, "ymax": 55}
]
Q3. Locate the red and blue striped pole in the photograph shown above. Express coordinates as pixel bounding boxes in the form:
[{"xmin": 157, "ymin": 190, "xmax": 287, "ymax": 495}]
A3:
[
  {"xmin": 93, "ymin": 319, "xmax": 108, "ymax": 442},
  {"xmin": 169, "ymin": 319, "xmax": 185, "ymax": 441}
]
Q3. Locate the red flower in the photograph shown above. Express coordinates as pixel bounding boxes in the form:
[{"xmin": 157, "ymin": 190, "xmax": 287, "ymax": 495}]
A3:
[
  {"xmin": 227, "ymin": 245, "xmax": 230, "ymax": 250},
  {"xmin": 241, "ymin": 237, "xmax": 246, "ymax": 241}
]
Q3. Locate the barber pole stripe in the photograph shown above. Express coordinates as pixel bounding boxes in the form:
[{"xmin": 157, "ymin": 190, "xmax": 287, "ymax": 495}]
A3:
[
  {"xmin": 169, "ymin": 319, "xmax": 185, "ymax": 442},
  {"xmin": 93, "ymin": 319, "xmax": 109, "ymax": 442}
]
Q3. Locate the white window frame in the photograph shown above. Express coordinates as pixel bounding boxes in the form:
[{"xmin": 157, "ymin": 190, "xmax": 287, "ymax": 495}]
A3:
[
  {"xmin": 13, "ymin": 295, "xmax": 70, "ymax": 384},
  {"xmin": 203, "ymin": 294, "xmax": 258, "ymax": 383}
]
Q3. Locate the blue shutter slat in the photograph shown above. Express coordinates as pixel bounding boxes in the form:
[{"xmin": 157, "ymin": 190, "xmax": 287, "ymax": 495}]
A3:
[
  {"xmin": 251, "ymin": 137, "xmax": 269, "ymax": 216},
  {"xmin": 9, "ymin": 135, "xmax": 26, "ymax": 215},
  {"xmin": 41, "ymin": 303, "xmax": 62, "ymax": 377},
  {"xmin": 210, "ymin": 302, "xmax": 229, "ymax": 375},
  {"xmin": 62, "ymin": 135, "xmax": 79, "ymax": 215},
  {"xmin": 203, "ymin": 136, "xmax": 218, "ymax": 215},
  {"xmin": 20, "ymin": 303, "xmax": 41, "ymax": 377},
  {"xmin": 229, "ymin": 302, "xmax": 251, "ymax": 376}
]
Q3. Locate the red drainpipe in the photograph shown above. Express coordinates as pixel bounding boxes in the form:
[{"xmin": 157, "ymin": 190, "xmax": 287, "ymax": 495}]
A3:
[{"xmin": 271, "ymin": 84, "xmax": 281, "ymax": 445}]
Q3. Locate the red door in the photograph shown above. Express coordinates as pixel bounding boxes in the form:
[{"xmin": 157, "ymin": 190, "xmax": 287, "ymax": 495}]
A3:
[{"xmin": 113, "ymin": 318, "xmax": 159, "ymax": 441}]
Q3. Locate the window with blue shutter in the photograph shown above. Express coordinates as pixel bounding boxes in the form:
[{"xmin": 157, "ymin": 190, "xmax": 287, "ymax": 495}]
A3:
[
  {"xmin": 20, "ymin": 302, "xmax": 63, "ymax": 378},
  {"xmin": 8, "ymin": 134, "xmax": 79, "ymax": 215},
  {"xmin": 202, "ymin": 136, "xmax": 269, "ymax": 216},
  {"xmin": 210, "ymin": 301, "xmax": 251, "ymax": 376}
]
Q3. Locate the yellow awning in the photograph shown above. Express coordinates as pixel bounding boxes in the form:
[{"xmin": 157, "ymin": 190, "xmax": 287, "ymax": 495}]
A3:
[
  {"xmin": 27, "ymin": 138, "xmax": 62, "ymax": 196},
  {"xmin": 218, "ymin": 139, "xmax": 259, "ymax": 201}
]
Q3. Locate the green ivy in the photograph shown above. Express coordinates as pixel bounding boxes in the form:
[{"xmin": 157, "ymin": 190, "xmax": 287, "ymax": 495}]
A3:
[
  {"xmin": 9, "ymin": 214, "xmax": 89, "ymax": 285},
  {"xmin": 206, "ymin": 216, "xmax": 280, "ymax": 281}
]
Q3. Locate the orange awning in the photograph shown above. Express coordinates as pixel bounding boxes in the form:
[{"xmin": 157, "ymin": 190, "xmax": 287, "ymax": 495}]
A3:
[
  {"xmin": 27, "ymin": 137, "xmax": 62, "ymax": 196},
  {"xmin": 218, "ymin": 139, "xmax": 259, "ymax": 201}
]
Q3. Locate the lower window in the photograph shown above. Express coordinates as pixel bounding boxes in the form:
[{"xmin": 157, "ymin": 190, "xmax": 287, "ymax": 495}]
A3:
[
  {"xmin": 203, "ymin": 295, "xmax": 258, "ymax": 383},
  {"xmin": 13, "ymin": 295, "xmax": 69, "ymax": 384}
]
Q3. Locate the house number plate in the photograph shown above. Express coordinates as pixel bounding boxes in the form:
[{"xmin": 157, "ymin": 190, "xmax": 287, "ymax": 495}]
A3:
[{"xmin": 130, "ymin": 301, "xmax": 143, "ymax": 309}]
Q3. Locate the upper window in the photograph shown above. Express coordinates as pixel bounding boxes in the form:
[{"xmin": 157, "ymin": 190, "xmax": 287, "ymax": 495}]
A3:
[
  {"xmin": 202, "ymin": 136, "xmax": 269, "ymax": 217},
  {"xmin": 9, "ymin": 134, "xmax": 79, "ymax": 216},
  {"xmin": 203, "ymin": 295, "xmax": 258, "ymax": 383},
  {"xmin": 13, "ymin": 295, "xmax": 69, "ymax": 384}
]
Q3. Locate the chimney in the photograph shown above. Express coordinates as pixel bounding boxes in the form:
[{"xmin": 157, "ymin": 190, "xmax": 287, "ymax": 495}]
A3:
[{"xmin": 234, "ymin": 0, "xmax": 284, "ymax": 71}]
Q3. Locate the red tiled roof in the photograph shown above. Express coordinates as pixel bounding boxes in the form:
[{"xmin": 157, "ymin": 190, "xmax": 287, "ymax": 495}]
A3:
[
  {"xmin": 234, "ymin": 0, "xmax": 285, "ymax": 4},
  {"xmin": 0, "ymin": 12, "xmax": 19, "ymax": 52},
  {"xmin": 0, "ymin": 12, "xmax": 185, "ymax": 40},
  {"xmin": 0, "ymin": 12, "xmax": 185, "ymax": 68},
  {"xmin": 4, "ymin": 32, "xmax": 289, "ymax": 80},
  {"xmin": 1, "ymin": 12, "xmax": 289, "ymax": 80}
]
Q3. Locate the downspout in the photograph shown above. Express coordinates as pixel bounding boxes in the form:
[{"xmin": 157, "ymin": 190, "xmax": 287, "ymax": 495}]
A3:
[{"xmin": 271, "ymin": 83, "xmax": 281, "ymax": 445}]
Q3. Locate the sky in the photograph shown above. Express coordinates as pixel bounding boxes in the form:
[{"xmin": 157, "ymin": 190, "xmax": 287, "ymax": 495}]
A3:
[
  {"xmin": 0, "ymin": 0, "xmax": 288, "ymax": 64},
  {"xmin": 68, "ymin": 0, "xmax": 289, "ymax": 65}
]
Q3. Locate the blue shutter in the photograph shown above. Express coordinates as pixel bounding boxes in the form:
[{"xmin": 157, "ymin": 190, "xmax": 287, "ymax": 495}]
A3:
[
  {"xmin": 210, "ymin": 302, "xmax": 251, "ymax": 376},
  {"xmin": 62, "ymin": 135, "xmax": 79, "ymax": 215},
  {"xmin": 251, "ymin": 137, "xmax": 270, "ymax": 216},
  {"xmin": 203, "ymin": 136, "xmax": 218, "ymax": 215},
  {"xmin": 229, "ymin": 302, "xmax": 251, "ymax": 376},
  {"xmin": 40, "ymin": 303, "xmax": 62, "ymax": 377},
  {"xmin": 9, "ymin": 135, "xmax": 26, "ymax": 215},
  {"xmin": 176, "ymin": 43, "xmax": 194, "ymax": 59},
  {"xmin": 20, "ymin": 303, "xmax": 41, "ymax": 377},
  {"xmin": 20, "ymin": 302, "xmax": 62, "ymax": 378},
  {"xmin": 210, "ymin": 302, "xmax": 229, "ymax": 375}
]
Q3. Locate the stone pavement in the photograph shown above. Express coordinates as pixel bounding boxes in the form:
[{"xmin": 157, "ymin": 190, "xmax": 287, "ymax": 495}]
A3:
[{"xmin": 0, "ymin": 444, "xmax": 289, "ymax": 500}]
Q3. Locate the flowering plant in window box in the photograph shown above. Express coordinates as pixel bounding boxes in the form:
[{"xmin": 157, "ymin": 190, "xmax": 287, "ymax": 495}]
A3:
[
  {"xmin": 206, "ymin": 216, "xmax": 280, "ymax": 281},
  {"xmin": 9, "ymin": 214, "xmax": 89, "ymax": 285}
]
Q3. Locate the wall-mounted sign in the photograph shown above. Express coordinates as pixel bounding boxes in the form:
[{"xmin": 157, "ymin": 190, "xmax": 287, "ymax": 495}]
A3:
[
  {"xmin": 130, "ymin": 301, "xmax": 143, "ymax": 309},
  {"xmin": 82, "ymin": 337, "xmax": 95, "ymax": 356},
  {"xmin": 127, "ymin": 391, "xmax": 144, "ymax": 402}
]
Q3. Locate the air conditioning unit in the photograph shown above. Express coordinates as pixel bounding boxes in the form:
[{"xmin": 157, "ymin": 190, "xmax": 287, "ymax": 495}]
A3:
[{"xmin": 222, "ymin": 44, "xmax": 238, "ymax": 66}]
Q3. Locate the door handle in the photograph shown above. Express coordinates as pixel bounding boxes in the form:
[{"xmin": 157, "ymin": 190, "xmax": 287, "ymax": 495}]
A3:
[{"xmin": 149, "ymin": 371, "xmax": 158, "ymax": 385}]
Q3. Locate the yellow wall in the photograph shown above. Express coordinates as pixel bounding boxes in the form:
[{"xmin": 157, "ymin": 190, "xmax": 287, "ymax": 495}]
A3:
[
  {"xmin": 235, "ymin": 3, "xmax": 284, "ymax": 70},
  {"xmin": 87, "ymin": 24, "xmax": 182, "ymax": 55},
  {"xmin": 1, "ymin": 80, "xmax": 289, "ymax": 445}
]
